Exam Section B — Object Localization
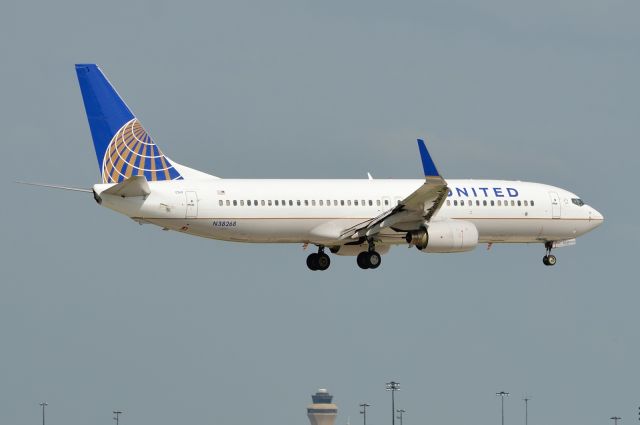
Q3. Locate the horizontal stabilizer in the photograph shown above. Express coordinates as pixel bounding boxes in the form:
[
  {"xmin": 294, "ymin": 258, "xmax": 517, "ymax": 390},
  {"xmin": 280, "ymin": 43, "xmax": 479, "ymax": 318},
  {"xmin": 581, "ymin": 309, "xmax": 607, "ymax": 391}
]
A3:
[{"xmin": 102, "ymin": 175, "xmax": 151, "ymax": 197}]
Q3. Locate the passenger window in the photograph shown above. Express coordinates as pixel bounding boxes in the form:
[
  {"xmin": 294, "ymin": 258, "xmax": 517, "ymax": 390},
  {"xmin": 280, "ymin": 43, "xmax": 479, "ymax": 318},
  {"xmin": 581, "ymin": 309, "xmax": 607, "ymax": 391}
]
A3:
[
  {"xmin": 476, "ymin": 200, "xmax": 480, "ymax": 206},
  {"xmin": 376, "ymin": 200, "xmax": 381, "ymax": 206},
  {"xmin": 319, "ymin": 200, "xmax": 324, "ymax": 206},
  {"xmin": 497, "ymin": 200, "xmax": 502, "ymax": 206},
  {"xmin": 524, "ymin": 200, "xmax": 528, "ymax": 206},
  {"xmin": 226, "ymin": 200, "xmax": 230, "ymax": 206},
  {"xmin": 254, "ymin": 200, "xmax": 258, "ymax": 206},
  {"xmin": 511, "ymin": 200, "xmax": 515, "ymax": 206},
  {"xmin": 384, "ymin": 200, "xmax": 389, "ymax": 206},
  {"xmin": 354, "ymin": 200, "xmax": 359, "ymax": 206},
  {"xmin": 289, "ymin": 200, "xmax": 293, "ymax": 206},
  {"xmin": 312, "ymin": 200, "xmax": 316, "ymax": 206},
  {"xmin": 297, "ymin": 200, "xmax": 301, "ymax": 206},
  {"xmin": 233, "ymin": 200, "xmax": 237, "ymax": 206},
  {"xmin": 261, "ymin": 200, "xmax": 265, "ymax": 206},
  {"xmin": 340, "ymin": 200, "xmax": 345, "ymax": 206},
  {"xmin": 219, "ymin": 200, "xmax": 223, "ymax": 206},
  {"xmin": 483, "ymin": 200, "xmax": 487, "ymax": 206},
  {"xmin": 304, "ymin": 200, "xmax": 309, "ymax": 206},
  {"xmin": 454, "ymin": 200, "xmax": 458, "ymax": 206},
  {"xmin": 490, "ymin": 200, "xmax": 494, "ymax": 206},
  {"xmin": 240, "ymin": 200, "xmax": 245, "ymax": 206},
  {"xmin": 368, "ymin": 200, "xmax": 373, "ymax": 206},
  {"xmin": 517, "ymin": 200, "xmax": 521, "ymax": 206},
  {"xmin": 362, "ymin": 200, "xmax": 366, "ymax": 206},
  {"xmin": 275, "ymin": 200, "xmax": 279, "ymax": 206},
  {"xmin": 447, "ymin": 200, "xmax": 451, "ymax": 206},
  {"xmin": 531, "ymin": 200, "xmax": 535, "ymax": 206},
  {"xmin": 268, "ymin": 200, "xmax": 272, "ymax": 206},
  {"xmin": 334, "ymin": 200, "xmax": 338, "ymax": 206}
]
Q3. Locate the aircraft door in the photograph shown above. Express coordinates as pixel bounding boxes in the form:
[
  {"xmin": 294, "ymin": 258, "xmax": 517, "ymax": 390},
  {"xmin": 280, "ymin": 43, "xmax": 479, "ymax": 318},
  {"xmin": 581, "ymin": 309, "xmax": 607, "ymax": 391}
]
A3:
[
  {"xmin": 185, "ymin": 191, "xmax": 198, "ymax": 218},
  {"xmin": 548, "ymin": 191, "xmax": 561, "ymax": 219}
]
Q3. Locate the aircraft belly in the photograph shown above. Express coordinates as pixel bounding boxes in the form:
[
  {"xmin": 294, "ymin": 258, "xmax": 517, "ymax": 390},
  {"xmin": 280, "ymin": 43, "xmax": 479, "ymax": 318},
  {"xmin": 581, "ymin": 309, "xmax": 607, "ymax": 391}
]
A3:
[{"xmin": 473, "ymin": 218, "xmax": 586, "ymax": 243}]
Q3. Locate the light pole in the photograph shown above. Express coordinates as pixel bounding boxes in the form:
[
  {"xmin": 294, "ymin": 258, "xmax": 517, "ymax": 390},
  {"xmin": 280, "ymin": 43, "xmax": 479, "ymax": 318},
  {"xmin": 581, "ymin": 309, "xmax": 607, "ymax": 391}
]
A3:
[
  {"xmin": 610, "ymin": 416, "xmax": 621, "ymax": 425},
  {"xmin": 496, "ymin": 392, "xmax": 509, "ymax": 425},
  {"xmin": 39, "ymin": 402, "xmax": 47, "ymax": 425},
  {"xmin": 397, "ymin": 409, "xmax": 406, "ymax": 425},
  {"xmin": 523, "ymin": 397, "xmax": 531, "ymax": 425},
  {"xmin": 360, "ymin": 403, "xmax": 371, "ymax": 425},
  {"xmin": 113, "ymin": 410, "xmax": 123, "ymax": 425},
  {"xmin": 386, "ymin": 381, "xmax": 400, "ymax": 425}
]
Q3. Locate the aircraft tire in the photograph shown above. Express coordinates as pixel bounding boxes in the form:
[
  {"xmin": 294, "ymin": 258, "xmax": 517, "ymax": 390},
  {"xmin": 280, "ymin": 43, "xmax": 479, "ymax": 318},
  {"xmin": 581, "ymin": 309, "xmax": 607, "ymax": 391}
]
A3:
[
  {"xmin": 547, "ymin": 254, "xmax": 557, "ymax": 266},
  {"xmin": 368, "ymin": 251, "xmax": 381, "ymax": 269},
  {"xmin": 357, "ymin": 252, "xmax": 370, "ymax": 269},
  {"xmin": 317, "ymin": 253, "xmax": 331, "ymax": 271},
  {"xmin": 542, "ymin": 255, "xmax": 549, "ymax": 266},
  {"xmin": 307, "ymin": 253, "xmax": 319, "ymax": 271}
]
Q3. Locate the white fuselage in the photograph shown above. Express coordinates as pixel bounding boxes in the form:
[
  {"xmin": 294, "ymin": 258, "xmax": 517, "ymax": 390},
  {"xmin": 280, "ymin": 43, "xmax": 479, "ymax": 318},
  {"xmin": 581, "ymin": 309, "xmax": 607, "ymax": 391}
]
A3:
[{"xmin": 94, "ymin": 178, "xmax": 603, "ymax": 249}]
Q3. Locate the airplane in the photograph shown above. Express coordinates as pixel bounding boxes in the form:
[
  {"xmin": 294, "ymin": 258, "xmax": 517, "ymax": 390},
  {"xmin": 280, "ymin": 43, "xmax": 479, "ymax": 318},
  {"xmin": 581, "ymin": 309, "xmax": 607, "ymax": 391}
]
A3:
[{"xmin": 23, "ymin": 64, "xmax": 604, "ymax": 270}]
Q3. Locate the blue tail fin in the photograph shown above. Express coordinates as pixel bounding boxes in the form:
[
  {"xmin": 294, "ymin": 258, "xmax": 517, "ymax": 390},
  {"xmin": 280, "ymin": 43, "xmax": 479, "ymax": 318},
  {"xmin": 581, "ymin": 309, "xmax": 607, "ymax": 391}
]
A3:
[{"xmin": 75, "ymin": 64, "xmax": 182, "ymax": 183}]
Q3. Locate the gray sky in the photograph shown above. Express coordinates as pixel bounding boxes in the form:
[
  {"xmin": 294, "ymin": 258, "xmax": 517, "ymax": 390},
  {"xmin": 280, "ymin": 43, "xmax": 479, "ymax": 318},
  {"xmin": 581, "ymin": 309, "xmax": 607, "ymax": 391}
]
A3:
[{"xmin": 1, "ymin": 1, "xmax": 638, "ymax": 425}]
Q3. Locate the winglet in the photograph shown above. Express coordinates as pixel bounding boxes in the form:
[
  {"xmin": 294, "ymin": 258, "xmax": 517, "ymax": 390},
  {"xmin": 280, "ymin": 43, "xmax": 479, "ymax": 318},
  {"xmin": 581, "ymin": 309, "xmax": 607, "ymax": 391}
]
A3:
[{"xmin": 417, "ymin": 139, "xmax": 440, "ymax": 177}]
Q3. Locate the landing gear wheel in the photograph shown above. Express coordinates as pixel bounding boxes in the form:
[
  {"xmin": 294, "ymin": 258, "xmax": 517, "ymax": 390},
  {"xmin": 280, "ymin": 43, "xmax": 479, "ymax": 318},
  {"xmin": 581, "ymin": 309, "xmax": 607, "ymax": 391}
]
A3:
[
  {"xmin": 306, "ymin": 253, "xmax": 319, "ymax": 271},
  {"xmin": 357, "ymin": 252, "xmax": 370, "ymax": 269},
  {"xmin": 542, "ymin": 242, "xmax": 557, "ymax": 267},
  {"xmin": 368, "ymin": 251, "xmax": 381, "ymax": 269},
  {"xmin": 316, "ymin": 253, "xmax": 331, "ymax": 271}
]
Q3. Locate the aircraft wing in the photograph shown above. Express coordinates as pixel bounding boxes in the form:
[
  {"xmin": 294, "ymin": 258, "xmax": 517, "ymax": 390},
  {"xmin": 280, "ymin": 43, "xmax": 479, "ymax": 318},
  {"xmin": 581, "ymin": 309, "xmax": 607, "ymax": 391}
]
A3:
[{"xmin": 340, "ymin": 139, "xmax": 448, "ymax": 240}]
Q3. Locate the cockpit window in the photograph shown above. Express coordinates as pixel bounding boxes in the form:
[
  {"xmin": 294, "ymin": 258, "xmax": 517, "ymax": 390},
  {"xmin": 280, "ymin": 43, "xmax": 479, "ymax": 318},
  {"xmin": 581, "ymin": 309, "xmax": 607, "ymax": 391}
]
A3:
[{"xmin": 572, "ymin": 198, "xmax": 584, "ymax": 206}]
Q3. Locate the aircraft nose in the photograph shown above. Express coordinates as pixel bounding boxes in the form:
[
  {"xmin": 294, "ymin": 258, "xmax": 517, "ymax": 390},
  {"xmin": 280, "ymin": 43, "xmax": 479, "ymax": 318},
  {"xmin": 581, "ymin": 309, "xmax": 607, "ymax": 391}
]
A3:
[{"xmin": 589, "ymin": 207, "xmax": 604, "ymax": 226}]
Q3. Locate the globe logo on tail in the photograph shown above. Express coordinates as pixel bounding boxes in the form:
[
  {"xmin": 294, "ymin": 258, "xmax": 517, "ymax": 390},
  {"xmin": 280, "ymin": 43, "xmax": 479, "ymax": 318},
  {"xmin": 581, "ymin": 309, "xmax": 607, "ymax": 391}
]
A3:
[{"xmin": 101, "ymin": 118, "xmax": 182, "ymax": 183}]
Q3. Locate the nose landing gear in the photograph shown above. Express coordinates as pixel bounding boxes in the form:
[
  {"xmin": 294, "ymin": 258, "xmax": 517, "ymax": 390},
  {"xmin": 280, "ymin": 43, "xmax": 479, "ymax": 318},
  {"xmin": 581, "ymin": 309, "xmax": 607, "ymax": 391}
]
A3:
[
  {"xmin": 306, "ymin": 246, "xmax": 331, "ymax": 271},
  {"xmin": 542, "ymin": 242, "xmax": 557, "ymax": 266}
]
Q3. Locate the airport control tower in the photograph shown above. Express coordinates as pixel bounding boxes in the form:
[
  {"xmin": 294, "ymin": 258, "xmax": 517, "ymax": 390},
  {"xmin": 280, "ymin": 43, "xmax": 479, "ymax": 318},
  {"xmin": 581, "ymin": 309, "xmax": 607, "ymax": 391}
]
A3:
[{"xmin": 307, "ymin": 389, "xmax": 338, "ymax": 425}]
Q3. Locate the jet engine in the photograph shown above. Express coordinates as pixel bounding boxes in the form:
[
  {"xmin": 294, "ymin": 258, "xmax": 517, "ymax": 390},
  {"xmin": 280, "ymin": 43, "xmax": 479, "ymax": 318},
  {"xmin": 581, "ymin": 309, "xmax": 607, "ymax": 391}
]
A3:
[{"xmin": 406, "ymin": 220, "xmax": 478, "ymax": 253}]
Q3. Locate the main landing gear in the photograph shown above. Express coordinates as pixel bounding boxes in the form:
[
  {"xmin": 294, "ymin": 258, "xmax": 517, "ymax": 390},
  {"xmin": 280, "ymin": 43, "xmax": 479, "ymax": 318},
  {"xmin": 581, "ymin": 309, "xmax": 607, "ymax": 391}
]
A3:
[
  {"xmin": 307, "ymin": 246, "xmax": 331, "ymax": 271},
  {"xmin": 542, "ymin": 242, "xmax": 557, "ymax": 266},
  {"xmin": 356, "ymin": 240, "xmax": 382, "ymax": 270}
]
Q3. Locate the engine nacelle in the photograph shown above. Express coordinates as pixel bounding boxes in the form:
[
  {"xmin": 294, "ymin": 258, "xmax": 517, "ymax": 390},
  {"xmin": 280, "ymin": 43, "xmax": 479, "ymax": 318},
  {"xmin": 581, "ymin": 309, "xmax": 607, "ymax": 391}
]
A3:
[
  {"xmin": 405, "ymin": 228, "xmax": 429, "ymax": 249},
  {"xmin": 406, "ymin": 220, "xmax": 478, "ymax": 253}
]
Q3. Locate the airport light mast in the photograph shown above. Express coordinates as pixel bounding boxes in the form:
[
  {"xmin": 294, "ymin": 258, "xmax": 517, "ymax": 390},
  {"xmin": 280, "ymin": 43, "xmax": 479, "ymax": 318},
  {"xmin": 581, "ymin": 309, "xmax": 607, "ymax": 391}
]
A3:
[
  {"xmin": 611, "ymin": 416, "xmax": 621, "ymax": 425},
  {"xmin": 523, "ymin": 397, "xmax": 531, "ymax": 425},
  {"xmin": 386, "ymin": 381, "xmax": 400, "ymax": 425},
  {"xmin": 496, "ymin": 392, "xmax": 509, "ymax": 425},
  {"xmin": 39, "ymin": 402, "xmax": 47, "ymax": 425},
  {"xmin": 397, "ymin": 409, "xmax": 406, "ymax": 425},
  {"xmin": 113, "ymin": 410, "xmax": 123, "ymax": 425},
  {"xmin": 360, "ymin": 403, "xmax": 371, "ymax": 425}
]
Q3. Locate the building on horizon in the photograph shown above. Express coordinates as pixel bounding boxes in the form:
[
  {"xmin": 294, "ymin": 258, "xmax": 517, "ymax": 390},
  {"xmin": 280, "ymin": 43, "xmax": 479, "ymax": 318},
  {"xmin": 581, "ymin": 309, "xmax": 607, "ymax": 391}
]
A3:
[{"xmin": 307, "ymin": 389, "xmax": 338, "ymax": 425}]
